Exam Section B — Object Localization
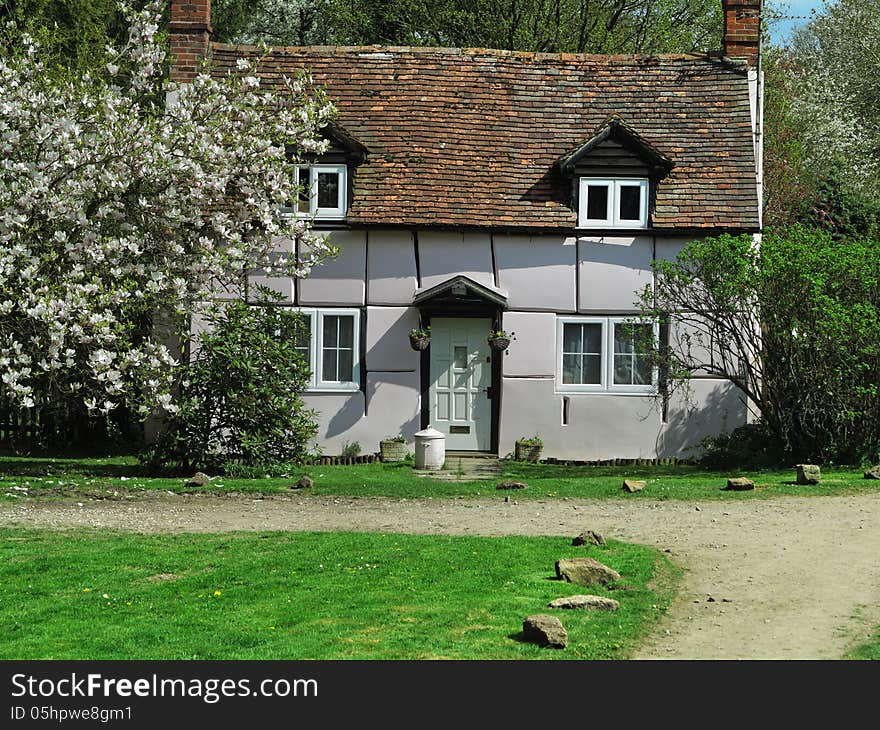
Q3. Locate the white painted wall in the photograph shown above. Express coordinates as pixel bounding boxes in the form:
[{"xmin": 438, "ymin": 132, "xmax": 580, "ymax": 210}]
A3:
[
  {"xmin": 183, "ymin": 228, "xmax": 751, "ymax": 458},
  {"xmin": 367, "ymin": 230, "xmax": 418, "ymax": 305},
  {"xmin": 498, "ymin": 373, "xmax": 746, "ymax": 460},
  {"xmin": 578, "ymin": 235, "xmax": 653, "ymax": 312},
  {"xmin": 495, "ymin": 234, "xmax": 577, "ymax": 311},
  {"xmin": 501, "ymin": 311, "xmax": 557, "ymax": 377},
  {"xmin": 365, "ymin": 306, "xmax": 421, "ymax": 371},
  {"xmin": 303, "ymin": 370, "xmax": 421, "ymax": 454},
  {"xmin": 418, "ymin": 231, "xmax": 495, "ymax": 289},
  {"xmin": 299, "ymin": 230, "xmax": 367, "ymax": 305}
]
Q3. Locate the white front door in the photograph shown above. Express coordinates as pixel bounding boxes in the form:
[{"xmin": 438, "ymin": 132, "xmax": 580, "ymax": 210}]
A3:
[{"xmin": 429, "ymin": 317, "xmax": 492, "ymax": 451}]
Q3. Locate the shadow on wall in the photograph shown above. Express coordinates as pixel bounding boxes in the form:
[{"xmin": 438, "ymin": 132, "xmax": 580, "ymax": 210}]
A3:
[
  {"xmin": 327, "ymin": 308, "xmax": 421, "ymax": 449},
  {"xmin": 655, "ymin": 380, "xmax": 748, "ymax": 459},
  {"xmin": 323, "ymin": 380, "xmax": 421, "ymax": 448},
  {"xmin": 324, "ymin": 394, "xmax": 365, "ymax": 439}
]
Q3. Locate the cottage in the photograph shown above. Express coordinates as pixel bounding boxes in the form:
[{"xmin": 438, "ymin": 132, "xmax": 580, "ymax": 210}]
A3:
[{"xmin": 169, "ymin": 0, "xmax": 763, "ymax": 460}]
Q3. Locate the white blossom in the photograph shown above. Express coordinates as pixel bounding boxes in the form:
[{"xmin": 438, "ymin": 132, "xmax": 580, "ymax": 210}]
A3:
[{"xmin": 0, "ymin": 0, "xmax": 337, "ymax": 418}]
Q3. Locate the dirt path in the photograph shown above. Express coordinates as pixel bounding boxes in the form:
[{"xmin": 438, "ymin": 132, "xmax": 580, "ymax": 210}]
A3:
[{"xmin": 2, "ymin": 491, "xmax": 879, "ymax": 659}]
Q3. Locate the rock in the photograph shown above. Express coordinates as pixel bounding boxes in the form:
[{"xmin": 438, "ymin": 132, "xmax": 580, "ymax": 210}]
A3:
[
  {"xmin": 184, "ymin": 472, "xmax": 211, "ymax": 488},
  {"xmin": 548, "ymin": 595, "xmax": 619, "ymax": 611},
  {"xmin": 291, "ymin": 475, "xmax": 314, "ymax": 490},
  {"xmin": 496, "ymin": 480, "xmax": 528, "ymax": 490},
  {"xmin": 555, "ymin": 557, "xmax": 621, "ymax": 587},
  {"xmin": 522, "ymin": 614, "xmax": 567, "ymax": 648},
  {"xmin": 796, "ymin": 464, "xmax": 821, "ymax": 485},
  {"xmin": 725, "ymin": 477, "xmax": 755, "ymax": 491},
  {"xmin": 572, "ymin": 530, "xmax": 606, "ymax": 547},
  {"xmin": 864, "ymin": 465, "xmax": 880, "ymax": 480},
  {"xmin": 622, "ymin": 479, "xmax": 646, "ymax": 493}
]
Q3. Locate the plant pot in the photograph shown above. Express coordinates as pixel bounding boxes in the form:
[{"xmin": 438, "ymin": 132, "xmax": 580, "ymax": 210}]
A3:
[
  {"xmin": 515, "ymin": 441, "xmax": 542, "ymax": 463},
  {"xmin": 379, "ymin": 440, "xmax": 408, "ymax": 462},
  {"xmin": 409, "ymin": 335, "xmax": 430, "ymax": 351},
  {"xmin": 488, "ymin": 336, "xmax": 511, "ymax": 351}
]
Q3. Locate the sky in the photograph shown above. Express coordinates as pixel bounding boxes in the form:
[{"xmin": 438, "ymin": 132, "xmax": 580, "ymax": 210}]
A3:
[{"xmin": 765, "ymin": 0, "xmax": 833, "ymax": 46}]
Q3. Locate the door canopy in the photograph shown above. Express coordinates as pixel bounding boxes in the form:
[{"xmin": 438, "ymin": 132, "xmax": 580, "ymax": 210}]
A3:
[{"xmin": 413, "ymin": 275, "xmax": 508, "ymax": 312}]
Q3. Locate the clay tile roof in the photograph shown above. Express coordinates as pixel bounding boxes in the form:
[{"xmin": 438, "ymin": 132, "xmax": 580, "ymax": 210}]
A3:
[{"xmin": 211, "ymin": 44, "xmax": 760, "ymax": 231}]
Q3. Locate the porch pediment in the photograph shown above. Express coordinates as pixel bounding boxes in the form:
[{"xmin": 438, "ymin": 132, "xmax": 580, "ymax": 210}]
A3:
[{"xmin": 412, "ymin": 275, "xmax": 508, "ymax": 308}]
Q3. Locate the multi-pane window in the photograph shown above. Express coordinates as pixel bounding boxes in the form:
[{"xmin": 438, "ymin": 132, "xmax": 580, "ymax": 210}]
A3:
[
  {"xmin": 321, "ymin": 314, "xmax": 355, "ymax": 383},
  {"xmin": 293, "ymin": 315, "xmax": 311, "ymax": 363},
  {"xmin": 294, "ymin": 308, "xmax": 360, "ymax": 390},
  {"xmin": 577, "ymin": 178, "xmax": 648, "ymax": 228},
  {"xmin": 561, "ymin": 321, "xmax": 603, "ymax": 386},
  {"xmin": 286, "ymin": 164, "xmax": 347, "ymax": 219},
  {"xmin": 612, "ymin": 322, "xmax": 653, "ymax": 386},
  {"xmin": 557, "ymin": 317, "xmax": 656, "ymax": 392}
]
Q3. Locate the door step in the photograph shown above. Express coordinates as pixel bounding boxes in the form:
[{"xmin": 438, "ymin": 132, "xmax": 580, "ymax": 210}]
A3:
[{"xmin": 419, "ymin": 454, "xmax": 502, "ymax": 482}]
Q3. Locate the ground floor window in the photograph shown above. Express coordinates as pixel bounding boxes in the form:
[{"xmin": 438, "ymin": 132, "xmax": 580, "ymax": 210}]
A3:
[
  {"xmin": 557, "ymin": 316, "xmax": 656, "ymax": 393},
  {"xmin": 295, "ymin": 308, "xmax": 360, "ymax": 391}
]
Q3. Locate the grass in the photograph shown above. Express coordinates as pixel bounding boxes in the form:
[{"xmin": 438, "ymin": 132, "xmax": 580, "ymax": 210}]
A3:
[
  {"xmin": 1, "ymin": 454, "xmax": 878, "ymax": 502},
  {"xmin": 0, "ymin": 528, "xmax": 677, "ymax": 660},
  {"xmin": 845, "ymin": 626, "xmax": 880, "ymax": 660}
]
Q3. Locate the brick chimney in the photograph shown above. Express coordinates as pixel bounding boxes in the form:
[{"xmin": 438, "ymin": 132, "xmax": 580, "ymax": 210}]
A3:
[
  {"xmin": 722, "ymin": 0, "xmax": 761, "ymax": 66},
  {"xmin": 168, "ymin": 1, "xmax": 212, "ymax": 82}
]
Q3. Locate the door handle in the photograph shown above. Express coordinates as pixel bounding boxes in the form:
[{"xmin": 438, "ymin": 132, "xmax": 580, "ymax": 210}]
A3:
[{"xmin": 483, "ymin": 386, "xmax": 493, "ymax": 399}]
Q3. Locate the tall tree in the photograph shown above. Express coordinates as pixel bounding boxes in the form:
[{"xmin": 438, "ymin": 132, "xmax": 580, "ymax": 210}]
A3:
[
  {"xmin": 212, "ymin": 0, "xmax": 722, "ymax": 54},
  {"xmin": 787, "ymin": 0, "xmax": 880, "ymax": 223},
  {"xmin": 637, "ymin": 227, "xmax": 880, "ymax": 464}
]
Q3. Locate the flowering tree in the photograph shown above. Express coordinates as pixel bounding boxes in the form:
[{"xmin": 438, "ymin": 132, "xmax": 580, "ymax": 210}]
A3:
[
  {"xmin": 787, "ymin": 0, "xmax": 880, "ymax": 204},
  {"xmin": 0, "ymin": 0, "xmax": 336, "ymax": 428}
]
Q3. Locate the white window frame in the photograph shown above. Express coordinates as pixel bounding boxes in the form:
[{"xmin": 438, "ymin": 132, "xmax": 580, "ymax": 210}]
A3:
[
  {"xmin": 607, "ymin": 317, "xmax": 658, "ymax": 393},
  {"xmin": 557, "ymin": 316, "xmax": 657, "ymax": 394},
  {"xmin": 284, "ymin": 164, "xmax": 348, "ymax": 220},
  {"xmin": 295, "ymin": 307, "xmax": 360, "ymax": 392},
  {"xmin": 556, "ymin": 317, "xmax": 607, "ymax": 392},
  {"xmin": 577, "ymin": 177, "xmax": 648, "ymax": 229}
]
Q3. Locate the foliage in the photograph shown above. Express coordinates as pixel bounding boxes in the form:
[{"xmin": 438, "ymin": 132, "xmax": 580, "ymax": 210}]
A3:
[
  {"xmin": 488, "ymin": 329, "xmax": 514, "ymax": 347},
  {"xmin": 381, "ymin": 434, "xmax": 406, "ymax": 443},
  {"xmin": 408, "ymin": 326, "xmax": 430, "ymax": 338},
  {"xmin": 637, "ymin": 226, "xmax": 880, "ymax": 464},
  {"xmin": 139, "ymin": 291, "xmax": 318, "ymax": 473},
  {"xmin": 698, "ymin": 421, "xmax": 783, "ymax": 470},
  {"xmin": 213, "ymin": 0, "xmax": 721, "ymax": 54},
  {"xmin": 762, "ymin": 0, "xmax": 880, "ymax": 236},
  {"xmin": 0, "ymin": 1, "xmax": 335, "ymax": 428},
  {"xmin": 760, "ymin": 48, "xmax": 819, "ymax": 228},
  {"xmin": 516, "ymin": 435, "xmax": 543, "ymax": 447},
  {"xmin": 787, "ymin": 0, "xmax": 880, "ymax": 203},
  {"xmin": 0, "ymin": 0, "xmax": 137, "ymax": 72},
  {"xmin": 340, "ymin": 440, "xmax": 361, "ymax": 458}
]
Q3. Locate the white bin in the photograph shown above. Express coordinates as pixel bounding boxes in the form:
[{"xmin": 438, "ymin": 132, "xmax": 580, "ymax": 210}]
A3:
[{"xmin": 414, "ymin": 427, "xmax": 445, "ymax": 471}]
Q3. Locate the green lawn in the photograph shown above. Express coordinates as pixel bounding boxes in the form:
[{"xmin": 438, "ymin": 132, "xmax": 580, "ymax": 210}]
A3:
[
  {"xmin": 0, "ymin": 528, "xmax": 677, "ymax": 660},
  {"xmin": 0, "ymin": 454, "xmax": 877, "ymax": 501}
]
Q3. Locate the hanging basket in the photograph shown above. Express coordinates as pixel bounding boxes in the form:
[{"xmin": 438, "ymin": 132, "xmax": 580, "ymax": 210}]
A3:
[
  {"xmin": 409, "ymin": 334, "xmax": 431, "ymax": 351},
  {"xmin": 487, "ymin": 335, "xmax": 511, "ymax": 351}
]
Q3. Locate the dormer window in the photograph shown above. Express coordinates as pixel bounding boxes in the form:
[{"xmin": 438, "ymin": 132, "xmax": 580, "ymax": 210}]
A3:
[
  {"xmin": 578, "ymin": 178, "xmax": 648, "ymax": 229},
  {"xmin": 560, "ymin": 117, "xmax": 673, "ymax": 232},
  {"xmin": 294, "ymin": 164, "xmax": 347, "ymax": 220}
]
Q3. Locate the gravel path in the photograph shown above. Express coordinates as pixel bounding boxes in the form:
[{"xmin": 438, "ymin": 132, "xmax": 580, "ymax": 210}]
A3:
[{"xmin": 2, "ymin": 491, "xmax": 879, "ymax": 660}]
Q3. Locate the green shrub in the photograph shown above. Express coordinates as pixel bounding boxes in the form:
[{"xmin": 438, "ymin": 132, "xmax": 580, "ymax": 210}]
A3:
[
  {"xmin": 698, "ymin": 422, "xmax": 784, "ymax": 470},
  {"xmin": 640, "ymin": 226, "xmax": 880, "ymax": 465},
  {"xmin": 140, "ymin": 292, "xmax": 317, "ymax": 473},
  {"xmin": 341, "ymin": 441, "xmax": 361, "ymax": 458}
]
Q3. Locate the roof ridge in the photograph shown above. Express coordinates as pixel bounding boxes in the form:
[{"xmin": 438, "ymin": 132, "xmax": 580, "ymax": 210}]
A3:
[{"xmin": 211, "ymin": 41, "xmax": 732, "ymax": 65}]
